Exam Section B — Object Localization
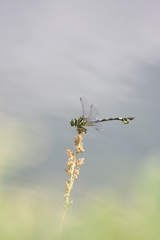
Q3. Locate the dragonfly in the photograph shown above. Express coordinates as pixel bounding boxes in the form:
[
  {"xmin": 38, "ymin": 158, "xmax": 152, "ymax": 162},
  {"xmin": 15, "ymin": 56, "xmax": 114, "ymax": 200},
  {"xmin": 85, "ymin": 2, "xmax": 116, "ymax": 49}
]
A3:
[{"xmin": 70, "ymin": 97, "xmax": 135, "ymax": 134}]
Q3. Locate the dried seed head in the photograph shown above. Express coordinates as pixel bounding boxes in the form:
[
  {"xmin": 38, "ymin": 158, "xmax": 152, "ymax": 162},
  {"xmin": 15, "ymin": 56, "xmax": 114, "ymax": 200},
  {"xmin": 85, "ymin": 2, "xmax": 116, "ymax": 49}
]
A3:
[
  {"xmin": 65, "ymin": 182, "xmax": 70, "ymax": 191},
  {"xmin": 74, "ymin": 169, "xmax": 79, "ymax": 175},
  {"xmin": 76, "ymin": 158, "xmax": 84, "ymax": 165},
  {"xmin": 75, "ymin": 133, "xmax": 84, "ymax": 153},
  {"xmin": 64, "ymin": 132, "xmax": 85, "ymax": 212}
]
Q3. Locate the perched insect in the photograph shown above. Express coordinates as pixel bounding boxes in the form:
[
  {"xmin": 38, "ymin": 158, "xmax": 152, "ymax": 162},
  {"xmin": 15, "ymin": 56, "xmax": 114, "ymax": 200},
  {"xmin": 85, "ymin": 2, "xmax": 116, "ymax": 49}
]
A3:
[{"xmin": 70, "ymin": 97, "xmax": 135, "ymax": 134}]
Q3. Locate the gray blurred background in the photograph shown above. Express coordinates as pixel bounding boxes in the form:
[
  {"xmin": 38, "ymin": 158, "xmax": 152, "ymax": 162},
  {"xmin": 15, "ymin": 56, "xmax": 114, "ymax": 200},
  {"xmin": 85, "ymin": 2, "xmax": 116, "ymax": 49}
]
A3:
[{"xmin": 0, "ymin": 0, "xmax": 160, "ymax": 205}]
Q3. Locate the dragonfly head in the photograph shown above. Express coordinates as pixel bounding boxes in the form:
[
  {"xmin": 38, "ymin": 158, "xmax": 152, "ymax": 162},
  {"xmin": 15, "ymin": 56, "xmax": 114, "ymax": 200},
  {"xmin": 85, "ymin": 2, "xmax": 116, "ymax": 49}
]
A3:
[{"xmin": 70, "ymin": 118, "xmax": 76, "ymax": 126}]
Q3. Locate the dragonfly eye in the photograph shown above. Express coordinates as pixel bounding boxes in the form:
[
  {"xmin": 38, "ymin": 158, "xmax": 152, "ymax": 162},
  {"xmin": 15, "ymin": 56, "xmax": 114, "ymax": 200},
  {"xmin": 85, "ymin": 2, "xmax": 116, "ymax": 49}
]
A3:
[{"xmin": 70, "ymin": 119, "xmax": 75, "ymax": 126}]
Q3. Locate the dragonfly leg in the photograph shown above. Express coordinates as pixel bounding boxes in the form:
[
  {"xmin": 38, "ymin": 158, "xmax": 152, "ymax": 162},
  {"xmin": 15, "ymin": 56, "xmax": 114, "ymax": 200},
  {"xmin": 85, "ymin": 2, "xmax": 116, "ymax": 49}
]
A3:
[{"xmin": 77, "ymin": 127, "xmax": 87, "ymax": 134}]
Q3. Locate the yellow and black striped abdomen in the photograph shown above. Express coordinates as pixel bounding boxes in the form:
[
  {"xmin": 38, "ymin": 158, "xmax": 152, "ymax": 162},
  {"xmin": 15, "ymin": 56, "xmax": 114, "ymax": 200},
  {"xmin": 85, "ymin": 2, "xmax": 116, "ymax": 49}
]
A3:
[{"xmin": 97, "ymin": 117, "xmax": 135, "ymax": 124}]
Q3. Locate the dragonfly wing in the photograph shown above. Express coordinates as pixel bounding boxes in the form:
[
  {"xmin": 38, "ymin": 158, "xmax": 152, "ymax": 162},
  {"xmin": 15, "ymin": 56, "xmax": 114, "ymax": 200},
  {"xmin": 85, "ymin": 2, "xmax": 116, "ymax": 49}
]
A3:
[
  {"xmin": 80, "ymin": 97, "xmax": 90, "ymax": 118},
  {"xmin": 89, "ymin": 104, "xmax": 103, "ymax": 131},
  {"xmin": 94, "ymin": 122, "xmax": 103, "ymax": 132},
  {"xmin": 89, "ymin": 104, "xmax": 100, "ymax": 121}
]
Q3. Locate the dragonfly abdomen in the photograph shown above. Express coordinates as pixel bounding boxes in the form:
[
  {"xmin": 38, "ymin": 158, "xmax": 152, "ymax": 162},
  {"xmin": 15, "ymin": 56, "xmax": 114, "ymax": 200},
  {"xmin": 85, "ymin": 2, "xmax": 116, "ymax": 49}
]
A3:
[{"xmin": 97, "ymin": 117, "xmax": 135, "ymax": 124}]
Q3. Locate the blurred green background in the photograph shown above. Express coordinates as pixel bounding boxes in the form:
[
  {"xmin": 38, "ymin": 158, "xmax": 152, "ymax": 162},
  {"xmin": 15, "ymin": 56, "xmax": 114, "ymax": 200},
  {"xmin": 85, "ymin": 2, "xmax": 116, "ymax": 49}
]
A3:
[
  {"xmin": 1, "ymin": 0, "xmax": 160, "ymax": 239},
  {"xmin": 0, "ymin": 151, "xmax": 160, "ymax": 239}
]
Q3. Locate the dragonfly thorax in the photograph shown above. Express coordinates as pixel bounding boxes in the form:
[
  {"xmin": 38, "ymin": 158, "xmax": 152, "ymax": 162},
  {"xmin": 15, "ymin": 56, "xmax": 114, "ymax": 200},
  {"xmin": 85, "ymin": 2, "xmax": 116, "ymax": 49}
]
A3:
[{"xmin": 70, "ymin": 117, "xmax": 86, "ymax": 128}]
